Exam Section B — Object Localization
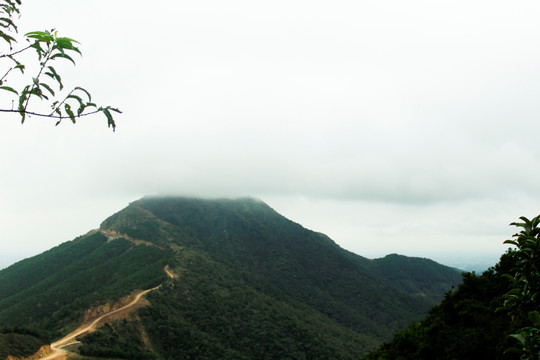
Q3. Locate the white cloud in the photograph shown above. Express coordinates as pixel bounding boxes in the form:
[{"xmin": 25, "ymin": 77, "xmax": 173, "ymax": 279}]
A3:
[{"xmin": 1, "ymin": 0, "xmax": 539, "ymax": 269}]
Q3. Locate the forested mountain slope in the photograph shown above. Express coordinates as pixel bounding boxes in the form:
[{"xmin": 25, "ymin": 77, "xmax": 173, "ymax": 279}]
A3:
[
  {"xmin": 364, "ymin": 215, "xmax": 540, "ymax": 360},
  {"xmin": 0, "ymin": 232, "xmax": 170, "ymax": 337},
  {"xmin": 364, "ymin": 254, "xmax": 516, "ymax": 360},
  {"xmin": 0, "ymin": 196, "xmax": 462, "ymax": 359}
]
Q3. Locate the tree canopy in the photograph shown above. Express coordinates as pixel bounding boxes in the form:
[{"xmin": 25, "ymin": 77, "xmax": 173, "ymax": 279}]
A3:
[
  {"xmin": 0, "ymin": 0, "xmax": 120, "ymax": 130},
  {"xmin": 503, "ymin": 216, "xmax": 540, "ymax": 359}
]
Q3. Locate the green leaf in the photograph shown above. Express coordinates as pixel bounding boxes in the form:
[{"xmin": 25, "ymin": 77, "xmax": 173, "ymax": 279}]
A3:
[
  {"xmin": 51, "ymin": 52, "xmax": 76, "ymax": 65},
  {"xmin": 102, "ymin": 107, "xmax": 116, "ymax": 131},
  {"xmin": 510, "ymin": 222, "xmax": 527, "ymax": 228},
  {"xmin": 40, "ymin": 83, "xmax": 55, "ymax": 97},
  {"xmin": 45, "ymin": 66, "xmax": 63, "ymax": 90},
  {"xmin": 6, "ymin": 56, "xmax": 25, "ymax": 73},
  {"xmin": 67, "ymin": 94, "xmax": 85, "ymax": 115},
  {"xmin": 501, "ymin": 273, "xmax": 516, "ymax": 282},
  {"xmin": 0, "ymin": 30, "xmax": 15, "ymax": 45},
  {"xmin": 30, "ymin": 86, "xmax": 45, "ymax": 100},
  {"xmin": 25, "ymin": 31, "xmax": 51, "ymax": 37},
  {"xmin": 528, "ymin": 311, "xmax": 540, "ymax": 326},
  {"xmin": 505, "ymin": 288, "xmax": 521, "ymax": 296},
  {"xmin": 65, "ymin": 103, "xmax": 76, "ymax": 123},
  {"xmin": 0, "ymin": 17, "xmax": 16, "ymax": 29},
  {"xmin": 58, "ymin": 36, "xmax": 79, "ymax": 44},
  {"xmin": 509, "ymin": 333, "xmax": 525, "ymax": 346},
  {"xmin": 504, "ymin": 346, "xmax": 525, "ymax": 355},
  {"xmin": 54, "ymin": 108, "xmax": 63, "ymax": 126},
  {"xmin": 0, "ymin": 85, "xmax": 18, "ymax": 95},
  {"xmin": 25, "ymin": 31, "xmax": 54, "ymax": 43},
  {"xmin": 55, "ymin": 37, "xmax": 81, "ymax": 55},
  {"xmin": 504, "ymin": 240, "xmax": 519, "ymax": 246},
  {"xmin": 74, "ymin": 86, "xmax": 92, "ymax": 102},
  {"xmin": 77, "ymin": 104, "xmax": 86, "ymax": 116},
  {"xmin": 67, "ymin": 94, "xmax": 84, "ymax": 106},
  {"xmin": 524, "ymin": 238, "xmax": 537, "ymax": 247},
  {"xmin": 30, "ymin": 42, "xmax": 45, "ymax": 58},
  {"xmin": 18, "ymin": 88, "xmax": 27, "ymax": 123}
]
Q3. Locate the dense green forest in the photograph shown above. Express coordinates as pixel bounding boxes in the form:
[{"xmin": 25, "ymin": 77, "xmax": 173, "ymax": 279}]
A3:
[
  {"xmin": 0, "ymin": 327, "xmax": 49, "ymax": 359},
  {"xmin": 107, "ymin": 197, "xmax": 461, "ymax": 338},
  {"xmin": 364, "ymin": 216, "xmax": 540, "ymax": 359},
  {"xmin": 364, "ymin": 256, "xmax": 514, "ymax": 359},
  {"xmin": 0, "ymin": 232, "xmax": 171, "ymax": 339},
  {"xmin": 0, "ymin": 196, "xmax": 463, "ymax": 359}
]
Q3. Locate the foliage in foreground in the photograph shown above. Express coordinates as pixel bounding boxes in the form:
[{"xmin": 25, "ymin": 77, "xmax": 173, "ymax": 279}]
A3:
[
  {"xmin": 503, "ymin": 216, "xmax": 540, "ymax": 359},
  {"xmin": 0, "ymin": 0, "xmax": 120, "ymax": 129}
]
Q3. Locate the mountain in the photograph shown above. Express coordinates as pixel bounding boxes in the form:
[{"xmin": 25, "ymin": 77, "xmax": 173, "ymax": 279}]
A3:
[
  {"xmin": 371, "ymin": 254, "xmax": 463, "ymax": 303},
  {"xmin": 0, "ymin": 196, "xmax": 462, "ymax": 359}
]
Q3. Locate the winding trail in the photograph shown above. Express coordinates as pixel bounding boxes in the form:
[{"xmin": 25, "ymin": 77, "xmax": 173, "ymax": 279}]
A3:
[{"xmin": 37, "ymin": 264, "xmax": 175, "ymax": 360}]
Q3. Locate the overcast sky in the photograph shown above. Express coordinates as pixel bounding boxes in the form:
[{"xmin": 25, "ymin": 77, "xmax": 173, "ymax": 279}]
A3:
[{"xmin": 1, "ymin": 0, "xmax": 539, "ymax": 270}]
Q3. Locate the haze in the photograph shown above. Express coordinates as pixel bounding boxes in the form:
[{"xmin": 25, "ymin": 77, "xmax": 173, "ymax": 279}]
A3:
[{"xmin": 1, "ymin": 0, "xmax": 539, "ymax": 270}]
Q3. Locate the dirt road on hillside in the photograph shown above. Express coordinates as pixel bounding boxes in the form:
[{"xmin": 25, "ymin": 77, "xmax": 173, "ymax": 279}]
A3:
[
  {"xmin": 28, "ymin": 264, "xmax": 176, "ymax": 360},
  {"xmin": 39, "ymin": 285, "xmax": 161, "ymax": 360},
  {"xmin": 164, "ymin": 264, "xmax": 177, "ymax": 279}
]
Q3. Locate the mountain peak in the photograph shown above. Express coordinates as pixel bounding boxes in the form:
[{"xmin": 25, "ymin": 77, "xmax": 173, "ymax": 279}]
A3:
[{"xmin": 0, "ymin": 195, "xmax": 463, "ymax": 359}]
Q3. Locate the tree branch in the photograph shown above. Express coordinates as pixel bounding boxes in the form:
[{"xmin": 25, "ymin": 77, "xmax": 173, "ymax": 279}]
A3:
[
  {"xmin": 0, "ymin": 108, "xmax": 102, "ymax": 118},
  {"xmin": 0, "ymin": 44, "xmax": 32, "ymax": 58}
]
